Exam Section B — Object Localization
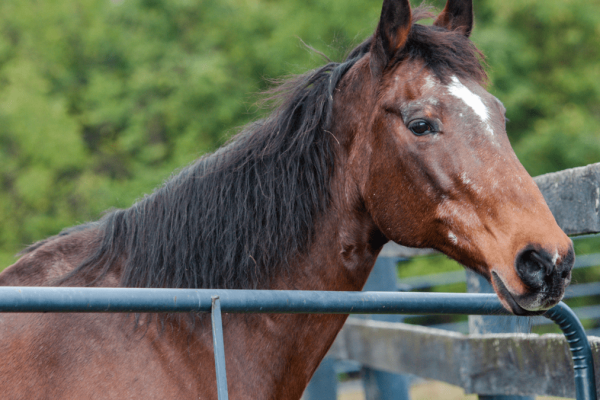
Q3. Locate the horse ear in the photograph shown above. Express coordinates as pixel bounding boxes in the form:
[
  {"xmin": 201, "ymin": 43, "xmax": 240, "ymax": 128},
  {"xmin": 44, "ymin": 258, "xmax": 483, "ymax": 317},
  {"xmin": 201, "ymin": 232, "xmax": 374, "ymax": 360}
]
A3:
[
  {"xmin": 433, "ymin": 0, "xmax": 474, "ymax": 37},
  {"xmin": 370, "ymin": 0, "xmax": 412, "ymax": 78}
]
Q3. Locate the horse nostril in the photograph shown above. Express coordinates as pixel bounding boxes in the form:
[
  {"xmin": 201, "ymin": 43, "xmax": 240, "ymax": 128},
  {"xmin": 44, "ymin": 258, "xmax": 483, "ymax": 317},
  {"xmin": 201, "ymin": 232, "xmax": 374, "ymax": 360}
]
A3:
[
  {"xmin": 530, "ymin": 250, "xmax": 555, "ymax": 276},
  {"xmin": 515, "ymin": 248, "xmax": 554, "ymax": 289}
]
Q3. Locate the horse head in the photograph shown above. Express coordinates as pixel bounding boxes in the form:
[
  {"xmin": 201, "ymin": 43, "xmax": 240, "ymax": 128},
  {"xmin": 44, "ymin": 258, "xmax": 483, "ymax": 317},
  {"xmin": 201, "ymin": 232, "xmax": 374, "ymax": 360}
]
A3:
[{"xmin": 341, "ymin": 0, "xmax": 573, "ymax": 315}]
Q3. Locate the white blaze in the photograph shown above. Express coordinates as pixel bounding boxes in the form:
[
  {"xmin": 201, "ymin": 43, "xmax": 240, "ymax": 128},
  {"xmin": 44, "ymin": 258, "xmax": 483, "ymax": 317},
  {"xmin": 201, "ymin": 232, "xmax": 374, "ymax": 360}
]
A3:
[
  {"xmin": 448, "ymin": 231, "xmax": 458, "ymax": 245},
  {"xmin": 447, "ymin": 76, "xmax": 494, "ymax": 136}
]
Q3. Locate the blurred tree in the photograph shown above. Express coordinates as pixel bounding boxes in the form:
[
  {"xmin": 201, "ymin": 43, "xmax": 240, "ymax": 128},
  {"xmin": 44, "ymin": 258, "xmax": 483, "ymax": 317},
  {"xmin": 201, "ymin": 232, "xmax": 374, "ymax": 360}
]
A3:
[
  {"xmin": 0, "ymin": 0, "xmax": 598, "ymax": 267},
  {"xmin": 473, "ymin": 0, "xmax": 600, "ymax": 175}
]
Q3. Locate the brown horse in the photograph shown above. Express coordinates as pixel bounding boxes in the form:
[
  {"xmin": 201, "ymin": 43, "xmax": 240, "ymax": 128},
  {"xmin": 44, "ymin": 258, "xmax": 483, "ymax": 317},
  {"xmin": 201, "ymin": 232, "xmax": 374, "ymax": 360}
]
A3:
[{"xmin": 0, "ymin": 0, "xmax": 574, "ymax": 398}]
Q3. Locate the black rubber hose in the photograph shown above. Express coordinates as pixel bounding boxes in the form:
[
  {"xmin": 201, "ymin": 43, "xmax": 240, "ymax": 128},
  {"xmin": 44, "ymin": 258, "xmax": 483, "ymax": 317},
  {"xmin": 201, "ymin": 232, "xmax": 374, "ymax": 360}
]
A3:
[{"xmin": 545, "ymin": 303, "xmax": 598, "ymax": 400}]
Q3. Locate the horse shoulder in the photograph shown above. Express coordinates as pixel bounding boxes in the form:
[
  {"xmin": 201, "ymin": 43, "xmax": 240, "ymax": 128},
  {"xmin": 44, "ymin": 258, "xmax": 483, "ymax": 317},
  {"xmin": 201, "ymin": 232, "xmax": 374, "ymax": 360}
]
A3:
[{"xmin": 0, "ymin": 312, "xmax": 209, "ymax": 399}]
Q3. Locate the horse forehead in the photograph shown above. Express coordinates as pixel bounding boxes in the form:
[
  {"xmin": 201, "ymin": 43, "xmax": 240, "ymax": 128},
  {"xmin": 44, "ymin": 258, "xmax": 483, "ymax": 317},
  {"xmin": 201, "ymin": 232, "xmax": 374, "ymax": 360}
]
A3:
[
  {"xmin": 387, "ymin": 72, "xmax": 504, "ymax": 137},
  {"xmin": 393, "ymin": 72, "xmax": 501, "ymax": 111},
  {"xmin": 417, "ymin": 74, "xmax": 499, "ymax": 111},
  {"xmin": 413, "ymin": 74, "xmax": 504, "ymax": 138}
]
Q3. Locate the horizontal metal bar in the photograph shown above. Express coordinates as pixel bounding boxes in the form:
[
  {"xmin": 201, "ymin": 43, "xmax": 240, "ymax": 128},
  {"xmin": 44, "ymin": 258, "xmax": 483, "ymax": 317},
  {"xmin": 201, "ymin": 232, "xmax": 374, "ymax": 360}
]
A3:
[
  {"xmin": 564, "ymin": 282, "xmax": 600, "ymax": 299},
  {"xmin": 0, "ymin": 287, "xmax": 595, "ymax": 400},
  {"xmin": 572, "ymin": 253, "xmax": 600, "ymax": 269},
  {"xmin": 0, "ymin": 287, "xmax": 512, "ymax": 315}
]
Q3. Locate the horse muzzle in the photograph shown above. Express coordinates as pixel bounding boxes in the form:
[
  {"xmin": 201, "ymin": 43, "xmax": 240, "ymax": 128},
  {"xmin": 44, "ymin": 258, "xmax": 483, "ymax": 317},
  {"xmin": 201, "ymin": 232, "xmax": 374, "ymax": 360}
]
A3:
[{"xmin": 492, "ymin": 246, "xmax": 574, "ymax": 316}]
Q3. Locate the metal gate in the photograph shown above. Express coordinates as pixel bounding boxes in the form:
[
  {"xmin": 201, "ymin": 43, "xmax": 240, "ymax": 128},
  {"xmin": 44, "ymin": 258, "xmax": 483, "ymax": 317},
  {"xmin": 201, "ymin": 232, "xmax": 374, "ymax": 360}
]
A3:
[{"xmin": 0, "ymin": 287, "xmax": 596, "ymax": 400}]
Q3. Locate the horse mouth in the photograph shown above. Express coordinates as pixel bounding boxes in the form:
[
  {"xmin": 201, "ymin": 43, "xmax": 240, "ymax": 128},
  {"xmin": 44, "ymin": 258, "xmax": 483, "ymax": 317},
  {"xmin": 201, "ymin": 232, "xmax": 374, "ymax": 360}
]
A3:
[{"xmin": 491, "ymin": 272, "xmax": 546, "ymax": 316}]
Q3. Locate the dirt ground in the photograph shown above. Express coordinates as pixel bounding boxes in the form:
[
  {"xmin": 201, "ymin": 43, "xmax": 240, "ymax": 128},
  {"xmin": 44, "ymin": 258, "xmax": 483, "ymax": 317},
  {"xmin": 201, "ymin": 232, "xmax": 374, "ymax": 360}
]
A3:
[{"xmin": 337, "ymin": 380, "xmax": 572, "ymax": 400}]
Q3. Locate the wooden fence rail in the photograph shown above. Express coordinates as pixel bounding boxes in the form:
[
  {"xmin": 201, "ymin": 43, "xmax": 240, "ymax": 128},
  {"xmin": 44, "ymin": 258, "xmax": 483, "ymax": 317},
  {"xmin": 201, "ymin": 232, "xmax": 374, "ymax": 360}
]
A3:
[{"xmin": 329, "ymin": 318, "xmax": 600, "ymax": 398}]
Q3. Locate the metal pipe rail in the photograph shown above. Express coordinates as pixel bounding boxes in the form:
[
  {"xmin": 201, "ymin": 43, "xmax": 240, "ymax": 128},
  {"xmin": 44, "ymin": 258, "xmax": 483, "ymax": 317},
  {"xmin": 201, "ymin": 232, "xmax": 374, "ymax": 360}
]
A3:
[{"xmin": 0, "ymin": 287, "xmax": 596, "ymax": 400}]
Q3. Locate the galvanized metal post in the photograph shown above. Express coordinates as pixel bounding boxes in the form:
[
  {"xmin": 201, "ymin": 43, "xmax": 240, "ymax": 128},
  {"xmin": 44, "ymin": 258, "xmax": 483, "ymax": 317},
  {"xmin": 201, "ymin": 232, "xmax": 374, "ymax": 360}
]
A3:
[
  {"xmin": 211, "ymin": 295, "xmax": 229, "ymax": 400},
  {"xmin": 466, "ymin": 271, "xmax": 534, "ymax": 400}
]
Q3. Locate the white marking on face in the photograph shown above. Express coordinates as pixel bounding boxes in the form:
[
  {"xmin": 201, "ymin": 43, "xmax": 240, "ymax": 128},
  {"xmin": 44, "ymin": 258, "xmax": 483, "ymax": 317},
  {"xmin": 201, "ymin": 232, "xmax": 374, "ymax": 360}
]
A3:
[
  {"xmin": 447, "ymin": 76, "xmax": 494, "ymax": 136},
  {"xmin": 422, "ymin": 75, "xmax": 436, "ymax": 91},
  {"xmin": 461, "ymin": 172, "xmax": 471, "ymax": 185},
  {"xmin": 552, "ymin": 250, "xmax": 559, "ymax": 266},
  {"xmin": 448, "ymin": 231, "xmax": 458, "ymax": 245}
]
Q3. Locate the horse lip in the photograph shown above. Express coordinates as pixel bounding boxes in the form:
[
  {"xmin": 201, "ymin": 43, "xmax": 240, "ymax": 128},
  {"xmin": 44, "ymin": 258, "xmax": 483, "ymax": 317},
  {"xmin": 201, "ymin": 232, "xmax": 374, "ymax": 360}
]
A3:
[{"xmin": 491, "ymin": 272, "xmax": 546, "ymax": 316}]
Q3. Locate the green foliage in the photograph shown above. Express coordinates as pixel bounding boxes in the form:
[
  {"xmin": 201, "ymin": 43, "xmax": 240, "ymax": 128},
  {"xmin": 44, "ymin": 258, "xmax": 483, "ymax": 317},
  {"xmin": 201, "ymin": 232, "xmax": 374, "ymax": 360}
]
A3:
[
  {"xmin": 0, "ymin": 0, "xmax": 382, "ymax": 259},
  {"xmin": 473, "ymin": 0, "xmax": 600, "ymax": 176},
  {"xmin": 0, "ymin": 0, "xmax": 598, "ymax": 270}
]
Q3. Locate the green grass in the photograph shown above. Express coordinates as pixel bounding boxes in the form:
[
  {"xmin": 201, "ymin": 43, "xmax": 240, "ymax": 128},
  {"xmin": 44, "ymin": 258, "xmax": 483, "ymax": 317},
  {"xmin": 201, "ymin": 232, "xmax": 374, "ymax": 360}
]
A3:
[{"xmin": 397, "ymin": 253, "xmax": 463, "ymax": 279}]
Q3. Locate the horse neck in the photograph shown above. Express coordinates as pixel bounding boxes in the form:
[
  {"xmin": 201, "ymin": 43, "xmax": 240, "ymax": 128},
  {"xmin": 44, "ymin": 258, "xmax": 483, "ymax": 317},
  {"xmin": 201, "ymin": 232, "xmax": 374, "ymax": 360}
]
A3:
[
  {"xmin": 273, "ymin": 195, "xmax": 384, "ymax": 291},
  {"xmin": 260, "ymin": 169, "xmax": 387, "ymax": 399},
  {"xmin": 246, "ymin": 78, "xmax": 387, "ymax": 399},
  {"xmin": 272, "ymin": 72, "xmax": 384, "ymax": 292},
  {"xmin": 190, "ymin": 62, "xmax": 383, "ymax": 399}
]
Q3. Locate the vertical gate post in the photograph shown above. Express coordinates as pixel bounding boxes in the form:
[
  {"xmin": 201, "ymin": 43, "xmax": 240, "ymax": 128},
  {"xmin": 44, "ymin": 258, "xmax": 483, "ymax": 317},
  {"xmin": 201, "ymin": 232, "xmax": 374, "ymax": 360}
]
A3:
[
  {"xmin": 212, "ymin": 295, "xmax": 229, "ymax": 400},
  {"xmin": 466, "ymin": 271, "xmax": 534, "ymax": 400}
]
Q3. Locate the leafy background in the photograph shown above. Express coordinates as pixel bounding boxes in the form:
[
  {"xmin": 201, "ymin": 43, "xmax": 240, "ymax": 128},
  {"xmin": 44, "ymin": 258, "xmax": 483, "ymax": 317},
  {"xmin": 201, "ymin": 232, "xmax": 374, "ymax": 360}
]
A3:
[{"xmin": 0, "ymin": 0, "xmax": 599, "ymax": 270}]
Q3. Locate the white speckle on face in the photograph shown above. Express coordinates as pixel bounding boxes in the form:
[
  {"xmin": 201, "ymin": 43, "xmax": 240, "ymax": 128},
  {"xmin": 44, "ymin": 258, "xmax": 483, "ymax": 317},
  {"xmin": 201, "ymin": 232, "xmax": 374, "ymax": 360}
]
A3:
[
  {"xmin": 524, "ymin": 292, "xmax": 546, "ymax": 310},
  {"xmin": 422, "ymin": 75, "xmax": 436, "ymax": 91},
  {"xmin": 448, "ymin": 231, "xmax": 458, "ymax": 245},
  {"xmin": 461, "ymin": 172, "xmax": 471, "ymax": 185},
  {"xmin": 447, "ymin": 76, "xmax": 494, "ymax": 136},
  {"xmin": 552, "ymin": 250, "xmax": 559, "ymax": 266}
]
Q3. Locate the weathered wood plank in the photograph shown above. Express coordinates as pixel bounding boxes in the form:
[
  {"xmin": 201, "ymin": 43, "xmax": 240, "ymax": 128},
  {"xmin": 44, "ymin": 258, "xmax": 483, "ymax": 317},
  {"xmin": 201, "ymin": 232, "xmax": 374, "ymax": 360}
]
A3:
[
  {"xmin": 535, "ymin": 162, "xmax": 600, "ymax": 235},
  {"xmin": 328, "ymin": 318, "xmax": 600, "ymax": 397},
  {"xmin": 380, "ymin": 163, "xmax": 600, "ymax": 259}
]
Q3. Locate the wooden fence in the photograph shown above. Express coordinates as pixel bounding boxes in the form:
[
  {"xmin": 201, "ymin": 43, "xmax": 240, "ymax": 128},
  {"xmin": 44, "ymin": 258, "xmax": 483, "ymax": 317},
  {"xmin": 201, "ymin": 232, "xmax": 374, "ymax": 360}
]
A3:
[{"xmin": 327, "ymin": 162, "xmax": 600, "ymax": 398}]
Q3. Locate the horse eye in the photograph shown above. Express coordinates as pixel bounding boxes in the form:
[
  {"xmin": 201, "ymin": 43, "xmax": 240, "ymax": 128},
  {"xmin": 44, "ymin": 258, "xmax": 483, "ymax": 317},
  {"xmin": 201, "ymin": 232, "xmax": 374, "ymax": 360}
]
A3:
[{"xmin": 408, "ymin": 120, "xmax": 433, "ymax": 136}]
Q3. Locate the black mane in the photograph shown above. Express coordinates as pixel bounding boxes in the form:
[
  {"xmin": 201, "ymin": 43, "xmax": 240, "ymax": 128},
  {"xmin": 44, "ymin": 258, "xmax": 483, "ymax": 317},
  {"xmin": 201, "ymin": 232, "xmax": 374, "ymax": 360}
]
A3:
[
  {"xmin": 55, "ymin": 41, "xmax": 370, "ymax": 290},
  {"xmin": 52, "ymin": 6, "xmax": 485, "ymax": 290}
]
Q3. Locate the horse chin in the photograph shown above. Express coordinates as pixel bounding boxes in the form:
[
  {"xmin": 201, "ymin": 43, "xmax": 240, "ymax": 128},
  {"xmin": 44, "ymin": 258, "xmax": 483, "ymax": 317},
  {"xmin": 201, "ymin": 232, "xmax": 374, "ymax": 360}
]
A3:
[{"xmin": 491, "ymin": 272, "xmax": 548, "ymax": 316}]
